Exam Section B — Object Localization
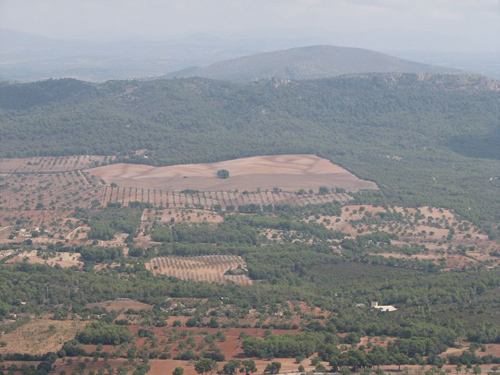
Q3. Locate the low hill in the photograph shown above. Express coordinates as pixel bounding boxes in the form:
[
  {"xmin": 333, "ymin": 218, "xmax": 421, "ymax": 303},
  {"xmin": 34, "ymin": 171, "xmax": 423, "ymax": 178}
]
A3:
[
  {"xmin": 174, "ymin": 45, "xmax": 462, "ymax": 82},
  {"xmin": 0, "ymin": 73, "xmax": 499, "ymax": 229}
]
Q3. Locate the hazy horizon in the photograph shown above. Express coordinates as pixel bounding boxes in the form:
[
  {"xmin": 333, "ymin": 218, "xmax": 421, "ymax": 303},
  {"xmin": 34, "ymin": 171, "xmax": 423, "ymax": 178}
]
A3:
[
  {"xmin": 1, "ymin": 0, "xmax": 499, "ymax": 82},
  {"xmin": 1, "ymin": 0, "xmax": 499, "ymax": 52}
]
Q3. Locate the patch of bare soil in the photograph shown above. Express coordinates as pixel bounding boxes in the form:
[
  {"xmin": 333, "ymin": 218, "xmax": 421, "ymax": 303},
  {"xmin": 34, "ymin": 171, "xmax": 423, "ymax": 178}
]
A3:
[
  {"xmin": 6, "ymin": 250, "xmax": 83, "ymax": 269},
  {"xmin": 87, "ymin": 154, "xmax": 377, "ymax": 192},
  {"xmin": 86, "ymin": 299, "xmax": 153, "ymax": 312},
  {"xmin": 0, "ymin": 319, "xmax": 88, "ymax": 355}
]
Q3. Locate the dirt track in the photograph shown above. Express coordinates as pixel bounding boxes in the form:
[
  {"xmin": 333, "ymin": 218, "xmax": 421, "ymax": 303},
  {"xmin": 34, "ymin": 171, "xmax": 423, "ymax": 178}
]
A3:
[{"xmin": 87, "ymin": 154, "xmax": 377, "ymax": 192}]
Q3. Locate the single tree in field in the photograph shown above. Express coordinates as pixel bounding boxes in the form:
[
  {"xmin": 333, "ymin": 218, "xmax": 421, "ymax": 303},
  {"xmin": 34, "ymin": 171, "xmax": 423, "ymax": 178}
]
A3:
[
  {"xmin": 316, "ymin": 364, "xmax": 327, "ymax": 373},
  {"xmin": 393, "ymin": 353, "xmax": 409, "ymax": 370},
  {"xmin": 195, "ymin": 359, "xmax": 218, "ymax": 375},
  {"xmin": 319, "ymin": 186, "xmax": 329, "ymax": 194},
  {"xmin": 217, "ymin": 170, "xmax": 230, "ymax": 179},
  {"xmin": 223, "ymin": 360, "xmax": 241, "ymax": 375},
  {"xmin": 241, "ymin": 360, "xmax": 257, "ymax": 375},
  {"xmin": 173, "ymin": 368, "xmax": 184, "ymax": 375},
  {"xmin": 264, "ymin": 362, "xmax": 281, "ymax": 374}
]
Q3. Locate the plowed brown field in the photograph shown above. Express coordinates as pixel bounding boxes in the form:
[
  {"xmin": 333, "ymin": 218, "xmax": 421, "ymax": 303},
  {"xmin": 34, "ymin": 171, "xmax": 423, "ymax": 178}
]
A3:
[{"xmin": 88, "ymin": 154, "xmax": 377, "ymax": 192}]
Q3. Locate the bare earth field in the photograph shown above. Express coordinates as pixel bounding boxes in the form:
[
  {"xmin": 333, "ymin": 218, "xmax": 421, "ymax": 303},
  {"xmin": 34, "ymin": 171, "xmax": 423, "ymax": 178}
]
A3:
[
  {"xmin": 86, "ymin": 299, "xmax": 154, "ymax": 312},
  {"xmin": 0, "ymin": 319, "xmax": 87, "ymax": 355},
  {"xmin": 88, "ymin": 154, "xmax": 377, "ymax": 192},
  {"xmin": 146, "ymin": 255, "xmax": 252, "ymax": 284}
]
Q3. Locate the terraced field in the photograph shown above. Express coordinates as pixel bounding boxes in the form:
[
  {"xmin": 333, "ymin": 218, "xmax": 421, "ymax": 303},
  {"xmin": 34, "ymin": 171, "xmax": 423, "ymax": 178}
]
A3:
[
  {"xmin": 0, "ymin": 155, "xmax": 115, "ymax": 173},
  {"xmin": 102, "ymin": 186, "xmax": 352, "ymax": 208},
  {"xmin": 146, "ymin": 255, "xmax": 252, "ymax": 285},
  {"xmin": 0, "ymin": 171, "xmax": 103, "ymax": 210}
]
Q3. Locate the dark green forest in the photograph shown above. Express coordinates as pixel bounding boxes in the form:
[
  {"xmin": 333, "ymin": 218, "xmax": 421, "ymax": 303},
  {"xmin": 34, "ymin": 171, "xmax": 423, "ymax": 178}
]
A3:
[{"xmin": 0, "ymin": 74, "xmax": 498, "ymax": 231}]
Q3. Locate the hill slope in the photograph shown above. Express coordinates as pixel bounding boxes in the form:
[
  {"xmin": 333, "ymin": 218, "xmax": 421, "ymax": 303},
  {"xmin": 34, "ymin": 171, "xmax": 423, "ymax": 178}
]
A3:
[
  {"xmin": 0, "ymin": 73, "xmax": 498, "ymax": 228},
  {"xmin": 176, "ymin": 45, "xmax": 462, "ymax": 82}
]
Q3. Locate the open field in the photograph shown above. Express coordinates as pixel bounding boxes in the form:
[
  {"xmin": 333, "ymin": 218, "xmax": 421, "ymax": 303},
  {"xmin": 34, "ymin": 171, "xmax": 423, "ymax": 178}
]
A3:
[
  {"xmin": 5, "ymin": 250, "xmax": 84, "ymax": 268},
  {"xmin": 147, "ymin": 357, "xmax": 324, "ymax": 375},
  {"xmin": 0, "ymin": 155, "xmax": 115, "ymax": 173},
  {"xmin": 146, "ymin": 255, "xmax": 252, "ymax": 284},
  {"xmin": 0, "ymin": 319, "xmax": 88, "ymax": 355},
  {"xmin": 86, "ymin": 299, "xmax": 154, "ymax": 312},
  {"xmin": 142, "ymin": 208, "xmax": 225, "ymax": 224},
  {"xmin": 88, "ymin": 154, "xmax": 378, "ymax": 192}
]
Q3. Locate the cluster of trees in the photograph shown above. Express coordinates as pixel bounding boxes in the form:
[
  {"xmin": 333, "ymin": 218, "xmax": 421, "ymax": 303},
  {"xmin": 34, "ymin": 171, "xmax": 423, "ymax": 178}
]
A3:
[
  {"xmin": 241, "ymin": 333, "xmax": 500, "ymax": 370},
  {"xmin": 216, "ymin": 169, "xmax": 229, "ymax": 179},
  {"xmin": 1, "ymin": 195, "xmax": 500, "ymax": 371},
  {"xmin": 151, "ymin": 213, "xmax": 347, "ymax": 245},
  {"xmin": 86, "ymin": 206, "xmax": 142, "ymax": 241},
  {"xmin": 151, "ymin": 222, "xmax": 258, "ymax": 245},
  {"xmin": 79, "ymin": 246, "xmax": 123, "ymax": 263},
  {"xmin": 226, "ymin": 215, "xmax": 344, "ymax": 241},
  {"xmin": 76, "ymin": 322, "xmax": 132, "ymax": 345},
  {"xmin": 448, "ymin": 349, "xmax": 500, "ymax": 366},
  {"xmin": 242, "ymin": 333, "xmax": 323, "ymax": 358}
]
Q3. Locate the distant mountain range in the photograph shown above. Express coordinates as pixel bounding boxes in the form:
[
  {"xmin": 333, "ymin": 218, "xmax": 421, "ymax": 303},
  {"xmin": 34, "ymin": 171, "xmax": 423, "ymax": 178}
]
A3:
[{"xmin": 168, "ymin": 45, "xmax": 461, "ymax": 82}]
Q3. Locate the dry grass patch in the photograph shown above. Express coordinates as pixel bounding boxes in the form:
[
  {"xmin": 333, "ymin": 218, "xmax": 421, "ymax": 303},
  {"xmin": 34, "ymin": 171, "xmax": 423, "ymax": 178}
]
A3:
[
  {"xmin": 6, "ymin": 250, "xmax": 83, "ymax": 269},
  {"xmin": 0, "ymin": 319, "xmax": 88, "ymax": 355},
  {"xmin": 86, "ymin": 299, "xmax": 153, "ymax": 312}
]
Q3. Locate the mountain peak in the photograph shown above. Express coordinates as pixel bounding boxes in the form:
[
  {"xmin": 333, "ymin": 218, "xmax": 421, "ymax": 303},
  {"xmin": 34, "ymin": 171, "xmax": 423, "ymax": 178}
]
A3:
[{"xmin": 175, "ymin": 45, "xmax": 462, "ymax": 82}]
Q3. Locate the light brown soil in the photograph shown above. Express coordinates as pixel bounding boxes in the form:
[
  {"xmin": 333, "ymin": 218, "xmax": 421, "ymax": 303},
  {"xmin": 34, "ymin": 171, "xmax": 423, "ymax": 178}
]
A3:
[
  {"xmin": 142, "ymin": 208, "xmax": 225, "ymax": 225},
  {"xmin": 148, "ymin": 357, "xmax": 322, "ymax": 375},
  {"xmin": 88, "ymin": 154, "xmax": 377, "ymax": 192},
  {"xmin": 51, "ymin": 358, "xmax": 125, "ymax": 375},
  {"xmin": 0, "ymin": 319, "xmax": 88, "ymax": 355},
  {"xmin": 479, "ymin": 343, "xmax": 500, "ymax": 357},
  {"xmin": 6, "ymin": 250, "xmax": 83, "ymax": 269},
  {"xmin": 309, "ymin": 204, "xmax": 500, "ymax": 270},
  {"xmin": 86, "ymin": 299, "xmax": 153, "ymax": 312}
]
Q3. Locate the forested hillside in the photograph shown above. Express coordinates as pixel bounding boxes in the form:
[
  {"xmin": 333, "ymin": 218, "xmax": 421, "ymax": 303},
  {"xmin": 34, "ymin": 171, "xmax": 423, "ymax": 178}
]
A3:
[
  {"xmin": 0, "ymin": 73, "xmax": 499, "ymax": 229},
  {"xmin": 174, "ymin": 45, "xmax": 460, "ymax": 82}
]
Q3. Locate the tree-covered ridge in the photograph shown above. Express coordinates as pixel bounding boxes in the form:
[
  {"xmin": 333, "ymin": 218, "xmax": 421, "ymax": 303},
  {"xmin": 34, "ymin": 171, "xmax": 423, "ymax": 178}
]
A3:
[
  {"xmin": 0, "ymin": 79, "xmax": 95, "ymax": 110},
  {"xmin": 0, "ymin": 74, "xmax": 498, "ymax": 229},
  {"xmin": 1, "ymin": 74, "xmax": 497, "ymax": 160}
]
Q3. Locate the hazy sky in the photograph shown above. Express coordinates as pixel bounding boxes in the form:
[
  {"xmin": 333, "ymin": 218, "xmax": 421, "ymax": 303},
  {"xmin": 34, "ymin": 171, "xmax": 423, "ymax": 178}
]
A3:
[{"xmin": 1, "ymin": 0, "xmax": 499, "ymax": 50}]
